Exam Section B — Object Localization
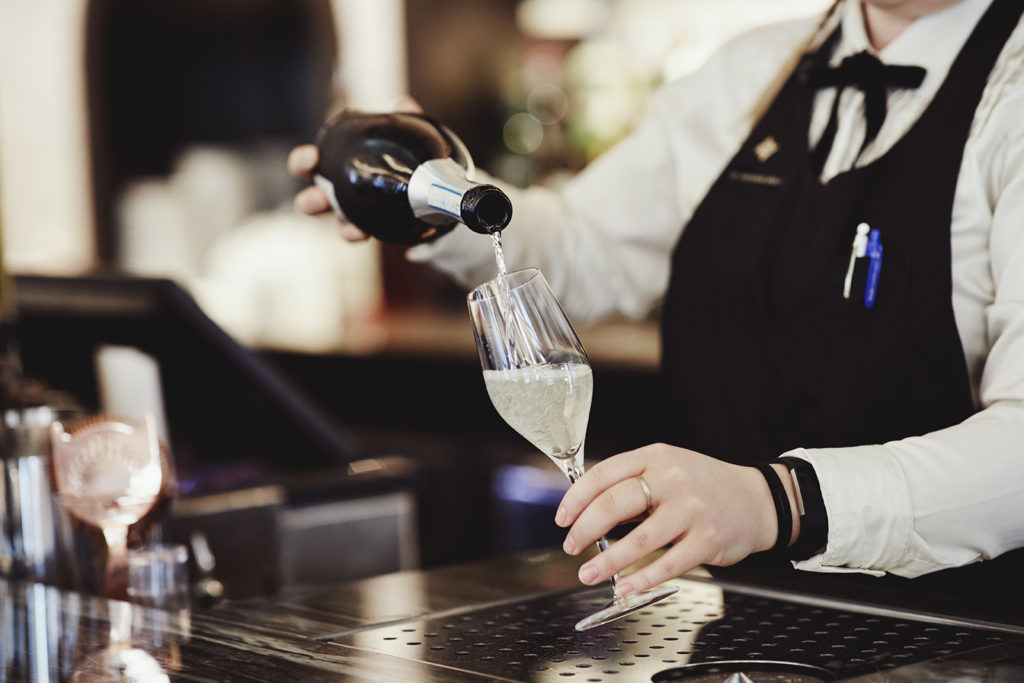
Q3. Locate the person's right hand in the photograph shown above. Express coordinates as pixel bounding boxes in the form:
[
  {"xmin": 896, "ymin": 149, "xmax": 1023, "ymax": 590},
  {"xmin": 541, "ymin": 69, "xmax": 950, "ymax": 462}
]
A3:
[{"xmin": 287, "ymin": 144, "xmax": 369, "ymax": 243}]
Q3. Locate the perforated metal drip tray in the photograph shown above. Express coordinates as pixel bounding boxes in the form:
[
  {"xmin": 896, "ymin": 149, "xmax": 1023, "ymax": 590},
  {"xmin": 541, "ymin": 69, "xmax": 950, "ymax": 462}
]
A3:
[{"xmin": 325, "ymin": 578, "xmax": 1023, "ymax": 682}]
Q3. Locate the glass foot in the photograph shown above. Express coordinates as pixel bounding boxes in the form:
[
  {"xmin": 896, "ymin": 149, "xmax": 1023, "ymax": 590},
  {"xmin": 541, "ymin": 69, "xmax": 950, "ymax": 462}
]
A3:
[
  {"xmin": 574, "ymin": 584, "xmax": 679, "ymax": 631},
  {"xmin": 71, "ymin": 646, "xmax": 167, "ymax": 682}
]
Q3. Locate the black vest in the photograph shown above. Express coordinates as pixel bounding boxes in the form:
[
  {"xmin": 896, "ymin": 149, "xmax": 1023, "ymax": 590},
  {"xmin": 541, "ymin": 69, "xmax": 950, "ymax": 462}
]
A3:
[
  {"xmin": 661, "ymin": 0, "xmax": 1021, "ymax": 464},
  {"xmin": 661, "ymin": 0, "xmax": 1024, "ymax": 618}
]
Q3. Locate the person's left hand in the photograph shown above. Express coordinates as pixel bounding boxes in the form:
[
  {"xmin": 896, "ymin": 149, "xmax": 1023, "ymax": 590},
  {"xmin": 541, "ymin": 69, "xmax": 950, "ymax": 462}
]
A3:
[{"xmin": 556, "ymin": 443, "xmax": 781, "ymax": 595}]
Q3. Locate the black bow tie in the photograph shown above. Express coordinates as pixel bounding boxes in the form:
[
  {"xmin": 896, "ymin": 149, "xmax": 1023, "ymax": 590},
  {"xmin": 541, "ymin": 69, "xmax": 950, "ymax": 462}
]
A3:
[{"xmin": 802, "ymin": 51, "xmax": 926, "ymax": 173}]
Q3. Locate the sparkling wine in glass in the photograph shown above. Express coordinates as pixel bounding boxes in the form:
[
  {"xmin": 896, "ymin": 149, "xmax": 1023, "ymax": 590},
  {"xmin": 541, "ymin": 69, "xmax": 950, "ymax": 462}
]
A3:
[
  {"xmin": 51, "ymin": 414, "xmax": 164, "ymax": 599},
  {"xmin": 468, "ymin": 267, "xmax": 677, "ymax": 631}
]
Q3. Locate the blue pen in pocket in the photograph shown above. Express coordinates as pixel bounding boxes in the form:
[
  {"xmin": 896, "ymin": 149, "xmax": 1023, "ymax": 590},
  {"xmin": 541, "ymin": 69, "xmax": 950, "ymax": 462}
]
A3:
[{"xmin": 864, "ymin": 228, "xmax": 883, "ymax": 308}]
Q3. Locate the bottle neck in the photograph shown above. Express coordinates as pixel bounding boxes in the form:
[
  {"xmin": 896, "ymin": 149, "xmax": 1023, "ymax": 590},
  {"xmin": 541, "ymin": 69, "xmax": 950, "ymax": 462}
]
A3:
[
  {"xmin": 407, "ymin": 159, "xmax": 512, "ymax": 234},
  {"xmin": 407, "ymin": 158, "xmax": 477, "ymax": 222}
]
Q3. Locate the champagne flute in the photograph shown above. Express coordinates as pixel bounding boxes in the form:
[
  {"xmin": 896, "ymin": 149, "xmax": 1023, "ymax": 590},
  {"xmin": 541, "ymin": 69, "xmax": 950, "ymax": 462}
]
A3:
[
  {"xmin": 468, "ymin": 267, "xmax": 677, "ymax": 631},
  {"xmin": 51, "ymin": 414, "xmax": 164, "ymax": 600}
]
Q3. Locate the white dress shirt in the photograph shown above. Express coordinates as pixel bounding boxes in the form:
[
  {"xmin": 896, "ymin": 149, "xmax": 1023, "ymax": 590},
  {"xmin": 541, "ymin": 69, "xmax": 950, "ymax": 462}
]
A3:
[{"xmin": 409, "ymin": 0, "xmax": 1024, "ymax": 578}]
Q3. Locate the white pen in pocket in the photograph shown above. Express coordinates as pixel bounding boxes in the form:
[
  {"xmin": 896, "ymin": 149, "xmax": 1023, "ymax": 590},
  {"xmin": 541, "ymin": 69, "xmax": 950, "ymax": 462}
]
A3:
[{"xmin": 843, "ymin": 223, "xmax": 872, "ymax": 300}]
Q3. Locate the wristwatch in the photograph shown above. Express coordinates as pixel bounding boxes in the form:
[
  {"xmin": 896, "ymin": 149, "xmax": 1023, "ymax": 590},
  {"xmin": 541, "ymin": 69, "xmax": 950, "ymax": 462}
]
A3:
[{"xmin": 777, "ymin": 456, "xmax": 828, "ymax": 559}]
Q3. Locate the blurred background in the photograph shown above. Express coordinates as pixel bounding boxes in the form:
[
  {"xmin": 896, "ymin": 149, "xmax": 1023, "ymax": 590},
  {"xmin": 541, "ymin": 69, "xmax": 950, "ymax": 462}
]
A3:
[
  {"xmin": 1, "ymin": 0, "xmax": 828, "ymax": 341},
  {"xmin": 0, "ymin": 0, "xmax": 829, "ymax": 597}
]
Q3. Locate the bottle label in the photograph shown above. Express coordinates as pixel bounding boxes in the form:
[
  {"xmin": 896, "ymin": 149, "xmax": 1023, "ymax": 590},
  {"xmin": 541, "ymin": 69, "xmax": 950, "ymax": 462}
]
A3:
[
  {"xmin": 312, "ymin": 174, "xmax": 347, "ymax": 221},
  {"xmin": 408, "ymin": 158, "xmax": 475, "ymax": 222},
  {"xmin": 427, "ymin": 184, "xmax": 463, "ymax": 219}
]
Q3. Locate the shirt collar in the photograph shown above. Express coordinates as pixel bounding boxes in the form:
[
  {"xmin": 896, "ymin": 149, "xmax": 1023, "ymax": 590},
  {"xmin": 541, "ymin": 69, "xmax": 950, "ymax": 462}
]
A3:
[{"xmin": 836, "ymin": 0, "xmax": 992, "ymax": 89}]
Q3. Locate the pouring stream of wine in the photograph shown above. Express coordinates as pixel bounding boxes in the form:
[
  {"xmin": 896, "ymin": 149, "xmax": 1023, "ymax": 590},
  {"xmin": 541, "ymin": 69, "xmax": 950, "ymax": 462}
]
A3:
[{"xmin": 492, "ymin": 232, "xmax": 518, "ymax": 365}]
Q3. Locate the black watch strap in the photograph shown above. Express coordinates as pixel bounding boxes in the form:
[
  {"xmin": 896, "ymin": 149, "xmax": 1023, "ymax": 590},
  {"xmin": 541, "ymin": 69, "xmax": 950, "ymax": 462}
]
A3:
[
  {"xmin": 778, "ymin": 456, "xmax": 828, "ymax": 559},
  {"xmin": 754, "ymin": 464, "xmax": 793, "ymax": 553}
]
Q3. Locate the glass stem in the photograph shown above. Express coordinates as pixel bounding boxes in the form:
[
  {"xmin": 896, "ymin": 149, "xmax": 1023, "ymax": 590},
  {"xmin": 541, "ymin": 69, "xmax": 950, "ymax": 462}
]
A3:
[
  {"xmin": 566, "ymin": 462, "xmax": 622, "ymax": 600},
  {"xmin": 101, "ymin": 524, "xmax": 129, "ymax": 601},
  {"xmin": 108, "ymin": 599, "xmax": 133, "ymax": 648}
]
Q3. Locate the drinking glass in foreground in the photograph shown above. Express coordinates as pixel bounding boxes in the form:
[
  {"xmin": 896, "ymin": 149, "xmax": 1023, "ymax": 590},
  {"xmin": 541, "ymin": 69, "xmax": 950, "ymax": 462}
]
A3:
[{"xmin": 468, "ymin": 267, "xmax": 677, "ymax": 631}]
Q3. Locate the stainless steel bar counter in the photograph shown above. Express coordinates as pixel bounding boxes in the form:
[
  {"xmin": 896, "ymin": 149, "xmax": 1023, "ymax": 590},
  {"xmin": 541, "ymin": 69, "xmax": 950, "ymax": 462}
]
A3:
[{"xmin": 4, "ymin": 549, "xmax": 1024, "ymax": 682}]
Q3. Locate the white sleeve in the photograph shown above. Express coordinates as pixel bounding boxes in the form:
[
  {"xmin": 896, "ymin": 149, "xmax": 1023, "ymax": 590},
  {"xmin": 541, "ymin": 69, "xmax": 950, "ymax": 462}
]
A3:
[
  {"xmin": 792, "ymin": 82, "xmax": 1024, "ymax": 578},
  {"xmin": 407, "ymin": 20, "xmax": 814, "ymax": 323},
  {"xmin": 407, "ymin": 104, "xmax": 685, "ymax": 323}
]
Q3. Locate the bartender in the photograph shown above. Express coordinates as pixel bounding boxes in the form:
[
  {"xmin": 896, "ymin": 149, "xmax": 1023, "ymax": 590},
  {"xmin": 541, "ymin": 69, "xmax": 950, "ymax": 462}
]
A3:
[{"xmin": 290, "ymin": 0, "xmax": 1024, "ymax": 597}]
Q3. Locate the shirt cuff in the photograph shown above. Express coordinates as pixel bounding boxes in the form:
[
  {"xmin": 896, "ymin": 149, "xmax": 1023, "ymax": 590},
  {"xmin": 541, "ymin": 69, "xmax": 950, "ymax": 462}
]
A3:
[{"xmin": 783, "ymin": 446, "xmax": 914, "ymax": 576}]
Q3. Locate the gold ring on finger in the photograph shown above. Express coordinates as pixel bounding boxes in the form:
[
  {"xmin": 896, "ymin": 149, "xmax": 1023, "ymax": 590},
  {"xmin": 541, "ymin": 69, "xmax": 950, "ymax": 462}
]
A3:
[{"xmin": 635, "ymin": 475, "xmax": 653, "ymax": 514}]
